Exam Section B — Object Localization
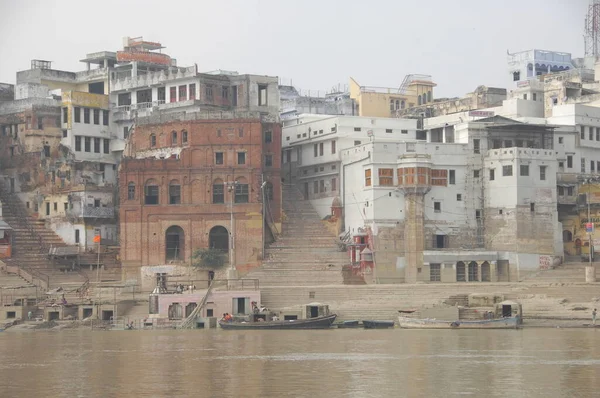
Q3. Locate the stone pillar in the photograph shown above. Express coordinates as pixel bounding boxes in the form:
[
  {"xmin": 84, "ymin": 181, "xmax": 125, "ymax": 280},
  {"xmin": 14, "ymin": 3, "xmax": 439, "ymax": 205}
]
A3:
[
  {"xmin": 403, "ymin": 192, "xmax": 426, "ymax": 284},
  {"xmin": 490, "ymin": 261, "xmax": 498, "ymax": 282},
  {"xmin": 585, "ymin": 266, "xmax": 596, "ymax": 283},
  {"xmin": 442, "ymin": 127, "xmax": 446, "ymax": 143}
]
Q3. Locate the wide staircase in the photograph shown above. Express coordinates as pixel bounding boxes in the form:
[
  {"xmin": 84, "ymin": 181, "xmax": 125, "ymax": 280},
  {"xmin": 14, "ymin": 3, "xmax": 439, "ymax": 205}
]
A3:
[
  {"xmin": 0, "ymin": 184, "xmax": 88, "ymax": 292},
  {"xmin": 245, "ymin": 185, "xmax": 357, "ymax": 286}
]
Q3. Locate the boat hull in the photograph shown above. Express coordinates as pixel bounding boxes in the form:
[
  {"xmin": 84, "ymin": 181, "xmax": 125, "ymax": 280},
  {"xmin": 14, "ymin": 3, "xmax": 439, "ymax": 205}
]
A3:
[
  {"xmin": 398, "ymin": 316, "xmax": 519, "ymax": 329},
  {"xmin": 363, "ymin": 320, "xmax": 395, "ymax": 329},
  {"xmin": 219, "ymin": 314, "xmax": 337, "ymax": 330}
]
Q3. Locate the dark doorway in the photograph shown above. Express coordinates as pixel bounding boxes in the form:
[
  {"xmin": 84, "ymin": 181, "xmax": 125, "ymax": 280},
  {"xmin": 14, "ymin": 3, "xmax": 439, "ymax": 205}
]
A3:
[
  {"xmin": 497, "ymin": 260, "xmax": 509, "ymax": 282},
  {"xmin": 481, "ymin": 261, "xmax": 491, "ymax": 282},
  {"xmin": 208, "ymin": 271, "xmax": 215, "ymax": 281},
  {"xmin": 88, "ymin": 82, "xmax": 105, "ymax": 95},
  {"xmin": 309, "ymin": 306, "xmax": 319, "ymax": 318},
  {"xmin": 185, "ymin": 303, "xmax": 197, "ymax": 318},
  {"xmin": 48, "ymin": 311, "xmax": 60, "ymax": 321},
  {"xmin": 456, "ymin": 262, "xmax": 466, "ymax": 282},
  {"xmin": 284, "ymin": 315, "xmax": 298, "ymax": 321},
  {"xmin": 502, "ymin": 305, "xmax": 512, "ymax": 318},
  {"xmin": 165, "ymin": 226, "xmax": 184, "ymax": 261},
  {"xmin": 434, "ymin": 234, "xmax": 447, "ymax": 249},
  {"xmin": 168, "ymin": 303, "xmax": 183, "ymax": 319},
  {"xmin": 82, "ymin": 308, "xmax": 93, "ymax": 318},
  {"xmin": 9, "ymin": 177, "xmax": 15, "ymax": 193},
  {"xmin": 235, "ymin": 297, "xmax": 246, "ymax": 315},
  {"xmin": 101, "ymin": 310, "xmax": 113, "ymax": 321},
  {"xmin": 209, "ymin": 226, "xmax": 229, "ymax": 253},
  {"xmin": 468, "ymin": 261, "xmax": 478, "ymax": 281},
  {"xmin": 206, "ymin": 309, "xmax": 214, "ymax": 317}
]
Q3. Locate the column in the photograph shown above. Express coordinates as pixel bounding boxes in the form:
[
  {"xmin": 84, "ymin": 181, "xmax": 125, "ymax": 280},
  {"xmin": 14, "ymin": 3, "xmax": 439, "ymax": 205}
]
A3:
[
  {"xmin": 490, "ymin": 261, "xmax": 498, "ymax": 282},
  {"xmin": 477, "ymin": 262, "xmax": 482, "ymax": 282}
]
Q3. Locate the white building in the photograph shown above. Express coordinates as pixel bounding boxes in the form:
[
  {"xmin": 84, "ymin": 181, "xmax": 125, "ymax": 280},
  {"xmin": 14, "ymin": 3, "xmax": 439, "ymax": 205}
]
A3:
[
  {"xmin": 340, "ymin": 115, "xmax": 562, "ymax": 284},
  {"xmin": 282, "ymin": 115, "xmax": 417, "ymax": 218}
]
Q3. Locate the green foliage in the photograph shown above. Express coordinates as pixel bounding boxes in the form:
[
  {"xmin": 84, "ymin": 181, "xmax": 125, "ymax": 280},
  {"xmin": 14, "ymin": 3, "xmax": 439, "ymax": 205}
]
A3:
[{"xmin": 192, "ymin": 248, "xmax": 226, "ymax": 269}]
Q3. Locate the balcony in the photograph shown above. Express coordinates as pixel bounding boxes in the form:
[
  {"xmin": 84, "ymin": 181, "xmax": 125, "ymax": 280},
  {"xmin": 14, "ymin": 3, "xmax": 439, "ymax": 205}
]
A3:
[{"xmin": 69, "ymin": 206, "xmax": 115, "ymax": 219}]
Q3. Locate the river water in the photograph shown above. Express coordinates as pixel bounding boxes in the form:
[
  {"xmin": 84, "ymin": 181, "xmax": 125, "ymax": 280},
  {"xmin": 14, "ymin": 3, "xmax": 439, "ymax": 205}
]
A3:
[{"xmin": 0, "ymin": 328, "xmax": 599, "ymax": 397}]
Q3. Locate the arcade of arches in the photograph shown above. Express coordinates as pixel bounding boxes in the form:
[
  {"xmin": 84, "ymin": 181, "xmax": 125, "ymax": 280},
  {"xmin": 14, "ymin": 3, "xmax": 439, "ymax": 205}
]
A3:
[{"xmin": 424, "ymin": 261, "xmax": 499, "ymax": 283}]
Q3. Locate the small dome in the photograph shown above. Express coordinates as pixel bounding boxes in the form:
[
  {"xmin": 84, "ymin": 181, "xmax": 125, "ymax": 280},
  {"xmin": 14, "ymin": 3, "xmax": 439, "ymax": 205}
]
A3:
[{"xmin": 331, "ymin": 196, "xmax": 342, "ymax": 207}]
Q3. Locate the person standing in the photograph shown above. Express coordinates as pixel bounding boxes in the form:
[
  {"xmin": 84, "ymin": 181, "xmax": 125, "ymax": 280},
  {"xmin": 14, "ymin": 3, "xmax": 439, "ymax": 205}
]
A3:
[{"xmin": 593, "ymin": 308, "xmax": 597, "ymax": 326}]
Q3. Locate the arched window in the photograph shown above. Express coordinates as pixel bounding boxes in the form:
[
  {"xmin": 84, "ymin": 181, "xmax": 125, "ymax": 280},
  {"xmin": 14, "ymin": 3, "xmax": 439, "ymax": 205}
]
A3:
[
  {"xmin": 145, "ymin": 179, "xmax": 159, "ymax": 205},
  {"xmin": 395, "ymin": 100, "xmax": 400, "ymax": 110},
  {"xmin": 127, "ymin": 182, "xmax": 135, "ymax": 200},
  {"xmin": 150, "ymin": 134, "xmax": 156, "ymax": 148},
  {"xmin": 171, "ymin": 130, "xmax": 177, "ymax": 145},
  {"xmin": 418, "ymin": 95, "xmax": 422, "ymax": 105},
  {"xmin": 234, "ymin": 177, "xmax": 249, "ymax": 204},
  {"xmin": 401, "ymin": 100, "xmax": 405, "ymax": 109},
  {"xmin": 209, "ymin": 225, "xmax": 229, "ymax": 252},
  {"xmin": 182, "ymin": 129, "xmax": 188, "ymax": 144},
  {"xmin": 165, "ymin": 225, "xmax": 184, "ymax": 261},
  {"xmin": 213, "ymin": 178, "xmax": 224, "ymax": 204},
  {"xmin": 169, "ymin": 179, "xmax": 181, "ymax": 204}
]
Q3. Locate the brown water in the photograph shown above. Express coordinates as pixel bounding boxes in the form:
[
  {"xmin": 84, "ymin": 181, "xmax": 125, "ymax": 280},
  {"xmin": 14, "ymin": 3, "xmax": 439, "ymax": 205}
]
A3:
[{"xmin": 0, "ymin": 328, "xmax": 599, "ymax": 398}]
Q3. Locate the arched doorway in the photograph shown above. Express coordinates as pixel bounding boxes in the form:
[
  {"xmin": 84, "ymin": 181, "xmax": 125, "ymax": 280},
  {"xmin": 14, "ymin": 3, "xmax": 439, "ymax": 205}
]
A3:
[
  {"xmin": 468, "ymin": 261, "xmax": 478, "ymax": 282},
  {"xmin": 481, "ymin": 261, "xmax": 490, "ymax": 282},
  {"xmin": 209, "ymin": 226, "xmax": 229, "ymax": 253},
  {"xmin": 185, "ymin": 303, "xmax": 197, "ymax": 318},
  {"xmin": 165, "ymin": 226, "xmax": 184, "ymax": 261},
  {"xmin": 456, "ymin": 261, "xmax": 466, "ymax": 282},
  {"xmin": 562, "ymin": 230, "xmax": 573, "ymax": 242}
]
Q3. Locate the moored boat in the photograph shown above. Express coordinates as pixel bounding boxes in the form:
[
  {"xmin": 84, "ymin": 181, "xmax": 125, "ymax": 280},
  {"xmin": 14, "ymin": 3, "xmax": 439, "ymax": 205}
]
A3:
[
  {"xmin": 363, "ymin": 320, "xmax": 395, "ymax": 329},
  {"xmin": 219, "ymin": 314, "xmax": 337, "ymax": 330},
  {"xmin": 335, "ymin": 320, "xmax": 360, "ymax": 328},
  {"xmin": 398, "ymin": 316, "xmax": 520, "ymax": 329}
]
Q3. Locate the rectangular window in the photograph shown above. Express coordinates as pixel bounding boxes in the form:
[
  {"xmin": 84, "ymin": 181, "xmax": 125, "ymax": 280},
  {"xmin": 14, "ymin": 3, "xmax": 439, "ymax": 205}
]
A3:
[
  {"xmin": 265, "ymin": 155, "xmax": 273, "ymax": 167},
  {"xmin": 540, "ymin": 166, "xmax": 547, "ymax": 180},
  {"xmin": 93, "ymin": 109, "xmax": 100, "ymax": 125},
  {"xmin": 331, "ymin": 178, "xmax": 337, "ymax": 191},
  {"xmin": 75, "ymin": 108, "xmax": 81, "ymax": 123},
  {"xmin": 597, "ymin": 161, "xmax": 600, "ymax": 172},
  {"xmin": 520, "ymin": 165, "xmax": 529, "ymax": 176},
  {"xmin": 434, "ymin": 202, "xmax": 441, "ymax": 213},
  {"xmin": 354, "ymin": 140, "xmax": 361, "ymax": 146},
  {"xmin": 504, "ymin": 140, "xmax": 512, "ymax": 148},
  {"xmin": 84, "ymin": 137, "xmax": 91, "ymax": 152},
  {"xmin": 449, "ymin": 170, "xmax": 455, "ymax": 184},
  {"xmin": 533, "ymin": 93, "xmax": 537, "ymax": 101},
  {"xmin": 473, "ymin": 169, "xmax": 480, "ymax": 178},
  {"xmin": 378, "ymin": 168, "xmax": 393, "ymax": 186},
  {"xmin": 456, "ymin": 194, "xmax": 462, "ymax": 201},
  {"xmin": 170, "ymin": 87, "xmax": 177, "ymax": 102},
  {"xmin": 128, "ymin": 184, "xmax": 135, "ymax": 200},
  {"xmin": 213, "ymin": 183, "xmax": 224, "ymax": 203},
  {"xmin": 169, "ymin": 185, "xmax": 181, "ymax": 205},
  {"xmin": 386, "ymin": 129, "xmax": 393, "ymax": 133},
  {"xmin": 145, "ymin": 185, "xmax": 159, "ymax": 205},
  {"xmin": 62, "ymin": 129, "xmax": 67, "ymax": 138},
  {"xmin": 151, "ymin": 135, "xmax": 156, "ymax": 147},
  {"xmin": 313, "ymin": 181, "xmax": 319, "ymax": 194},
  {"xmin": 365, "ymin": 169, "xmax": 372, "ymax": 186},
  {"xmin": 473, "ymin": 139, "xmax": 480, "ymax": 154},
  {"xmin": 94, "ymin": 137, "xmax": 100, "ymax": 153},
  {"xmin": 232, "ymin": 86, "xmax": 238, "ymax": 106},
  {"xmin": 179, "ymin": 85, "xmax": 187, "ymax": 101},
  {"xmin": 258, "ymin": 84, "xmax": 268, "ymax": 106},
  {"xmin": 83, "ymin": 108, "xmax": 90, "ymax": 124},
  {"xmin": 581, "ymin": 126, "xmax": 585, "ymax": 140},
  {"xmin": 75, "ymin": 229, "xmax": 80, "ymax": 244},
  {"xmin": 331, "ymin": 140, "xmax": 336, "ymax": 154},
  {"xmin": 215, "ymin": 152, "xmax": 224, "ymax": 165},
  {"xmin": 558, "ymin": 186, "xmax": 564, "ymax": 196},
  {"xmin": 430, "ymin": 263, "xmax": 442, "ymax": 282},
  {"xmin": 523, "ymin": 93, "xmax": 527, "ymax": 100},
  {"xmin": 590, "ymin": 128, "xmax": 594, "ymax": 140},
  {"xmin": 205, "ymin": 85, "xmax": 213, "ymax": 102},
  {"xmin": 502, "ymin": 165, "xmax": 513, "ymax": 176},
  {"xmin": 567, "ymin": 155, "xmax": 573, "ymax": 168},
  {"xmin": 235, "ymin": 184, "xmax": 249, "ymax": 203},
  {"xmin": 103, "ymin": 139, "xmax": 110, "ymax": 154},
  {"xmin": 62, "ymin": 108, "xmax": 68, "ymax": 124},
  {"xmin": 314, "ymin": 144, "xmax": 318, "ymax": 157},
  {"xmin": 592, "ymin": 161, "xmax": 595, "ymax": 172},
  {"xmin": 354, "ymin": 127, "xmax": 361, "ymax": 132},
  {"xmin": 401, "ymin": 129, "xmax": 408, "ymax": 134},
  {"xmin": 171, "ymin": 131, "xmax": 177, "ymax": 145},
  {"xmin": 530, "ymin": 202, "xmax": 535, "ymax": 212},
  {"xmin": 189, "ymin": 84, "xmax": 196, "ymax": 100},
  {"xmin": 102, "ymin": 110, "xmax": 109, "ymax": 126},
  {"xmin": 75, "ymin": 136, "xmax": 81, "ymax": 151},
  {"xmin": 222, "ymin": 86, "xmax": 229, "ymax": 100},
  {"xmin": 264, "ymin": 130, "xmax": 272, "ymax": 143},
  {"xmin": 93, "ymin": 199, "xmax": 100, "ymax": 208},
  {"xmin": 123, "ymin": 126, "xmax": 129, "ymax": 139},
  {"xmin": 237, "ymin": 152, "xmax": 246, "ymax": 165},
  {"xmin": 320, "ymin": 180, "xmax": 325, "ymax": 193},
  {"xmin": 558, "ymin": 137, "xmax": 563, "ymax": 144},
  {"xmin": 319, "ymin": 142, "xmax": 324, "ymax": 156},
  {"xmin": 567, "ymin": 186, "xmax": 574, "ymax": 196},
  {"xmin": 158, "ymin": 87, "xmax": 166, "ymax": 102},
  {"xmin": 582, "ymin": 158, "xmax": 586, "ymax": 173},
  {"xmin": 596, "ymin": 128, "xmax": 600, "ymax": 141},
  {"xmin": 182, "ymin": 131, "xmax": 188, "ymax": 144}
]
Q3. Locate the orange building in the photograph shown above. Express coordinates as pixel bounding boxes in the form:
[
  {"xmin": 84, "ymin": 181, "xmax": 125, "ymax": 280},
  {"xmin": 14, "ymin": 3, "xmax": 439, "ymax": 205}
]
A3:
[{"xmin": 119, "ymin": 116, "xmax": 281, "ymax": 282}]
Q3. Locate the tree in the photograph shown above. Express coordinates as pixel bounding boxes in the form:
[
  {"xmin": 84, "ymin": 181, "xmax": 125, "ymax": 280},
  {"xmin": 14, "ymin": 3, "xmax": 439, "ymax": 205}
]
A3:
[{"xmin": 192, "ymin": 248, "xmax": 226, "ymax": 269}]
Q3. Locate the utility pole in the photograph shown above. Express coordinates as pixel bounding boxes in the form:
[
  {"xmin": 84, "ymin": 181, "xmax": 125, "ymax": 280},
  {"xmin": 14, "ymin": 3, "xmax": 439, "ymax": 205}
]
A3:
[
  {"xmin": 589, "ymin": 190, "xmax": 593, "ymax": 265},
  {"xmin": 226, "ymin": 181, "xmax": 239, "ymax": 279}
]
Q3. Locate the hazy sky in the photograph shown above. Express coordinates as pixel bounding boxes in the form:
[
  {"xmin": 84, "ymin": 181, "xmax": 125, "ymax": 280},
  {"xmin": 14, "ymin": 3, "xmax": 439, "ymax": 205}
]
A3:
[{"xmin": 0, "ymin": 0, "xmax": 589, "ymax": 97}]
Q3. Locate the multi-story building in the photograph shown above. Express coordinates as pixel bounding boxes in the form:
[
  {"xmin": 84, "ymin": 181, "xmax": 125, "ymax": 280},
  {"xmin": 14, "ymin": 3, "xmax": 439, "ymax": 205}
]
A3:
[
  {"xmin": 281, "ymin": 115, "xmax": 417, "ymax": 218},
  {"xmin": 341, "ymin": 116, "xmax": 562, "ymax": 284},
  {"xmin": 279, "ymin": 85, "xmax": 356, "ymax": 120}
]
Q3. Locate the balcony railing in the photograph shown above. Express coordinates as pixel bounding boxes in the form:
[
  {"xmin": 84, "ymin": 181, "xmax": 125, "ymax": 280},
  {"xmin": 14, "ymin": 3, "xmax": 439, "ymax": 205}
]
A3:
[{"xmin": 69, "ymin": 206, "xmax": 115, "ymax": 219}]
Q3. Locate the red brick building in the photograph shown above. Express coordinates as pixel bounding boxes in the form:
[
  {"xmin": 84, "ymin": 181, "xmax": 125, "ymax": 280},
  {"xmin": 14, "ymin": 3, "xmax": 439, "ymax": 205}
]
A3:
[{"xmin": 119, "ymin": 116, "xmax": 282, "ymax": 280}]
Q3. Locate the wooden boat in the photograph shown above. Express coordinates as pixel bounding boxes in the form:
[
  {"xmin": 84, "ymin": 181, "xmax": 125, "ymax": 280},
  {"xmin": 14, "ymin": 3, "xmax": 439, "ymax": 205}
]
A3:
[
  {"xmin": 398, "ymin": 316, "xmax": 520, "ymax": 329},
  {"xmin": 362, "ymin": 320, "xmax": 395, "ymax": 329},
  {"xmin": 219, "ymin": 314, "xmax": 337, "ymax": 330},
  {"xmin": 335, "ymin": 320, "xmax": 360, "ymax": 329}
]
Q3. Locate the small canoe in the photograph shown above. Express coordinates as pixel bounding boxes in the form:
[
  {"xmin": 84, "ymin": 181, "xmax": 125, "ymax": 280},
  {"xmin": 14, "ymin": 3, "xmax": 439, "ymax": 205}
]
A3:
[
  {"xmin": 363, "ymin": 320, "xmax": 395, "ymax": 329},
  {"xmin": 398, "ymin": 316, "xmax": 520, "ymax": 329},
  {"xmin": 219, "ymin": 314, "xmax": 337, "ymax": 330},
  {"xmin": 335, "ymin": 320, "xmax": 360, "ymax": 328}
]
